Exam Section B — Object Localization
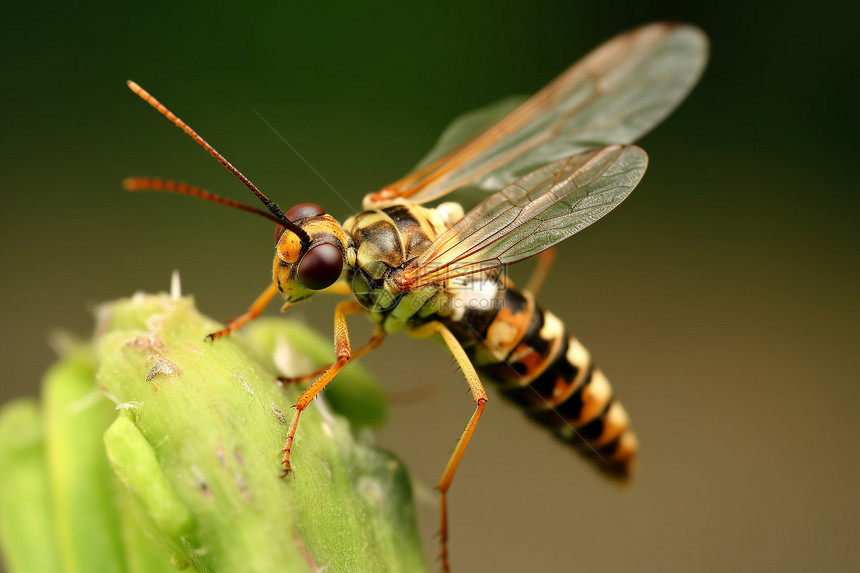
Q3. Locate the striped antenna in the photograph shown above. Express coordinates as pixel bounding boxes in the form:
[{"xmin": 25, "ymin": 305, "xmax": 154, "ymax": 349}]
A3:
[
  {"xmin": 123, "ymin": 178, "xmax": 287, "ymax": 225},
  {"xmin": 126, "ymin": 80, "xmax": 310, "ymax": 245}
]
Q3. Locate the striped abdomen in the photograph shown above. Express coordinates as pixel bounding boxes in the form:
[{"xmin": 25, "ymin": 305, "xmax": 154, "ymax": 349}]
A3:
[{"xmin": 443, "ymin": 285, "xmax": 637, "ymax": 476}]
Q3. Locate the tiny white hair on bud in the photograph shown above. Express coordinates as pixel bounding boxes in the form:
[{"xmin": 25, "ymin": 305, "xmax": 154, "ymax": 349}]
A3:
[
  {"xmin": 170, "ymin": 270, "xmax": 182, "ymax": 300},
  {"xmin": 234, "ymin": 374, "xmax": 255, "ymax": 398}
]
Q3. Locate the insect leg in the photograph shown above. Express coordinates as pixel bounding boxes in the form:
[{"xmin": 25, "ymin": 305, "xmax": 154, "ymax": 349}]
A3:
[
  {"xmin": 524, "ymin": 246, "xmax": 556, "ymax": 296},
  {"xmin": 206, "ymin": 283, "xmax": 279, "ymax": 341},
  {"xmin": 278, "ymin": 327, "xmax": 386, "ymax": 385},
  {"xmin": 281, "ymin": 300, "xmax": 370, "ymax": 472},
  {"xmin": 411, "ymin": 321, "xmax": 488, "ymax": 573}
]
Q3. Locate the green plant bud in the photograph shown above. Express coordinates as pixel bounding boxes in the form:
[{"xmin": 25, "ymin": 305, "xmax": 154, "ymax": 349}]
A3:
[
  {"xmin": 0, "ymin": 292, "xmax": 426, "ymax": 573},
  {"xmin": 0, "ymin": 399, "xmax": 62, "ymax": 573}
]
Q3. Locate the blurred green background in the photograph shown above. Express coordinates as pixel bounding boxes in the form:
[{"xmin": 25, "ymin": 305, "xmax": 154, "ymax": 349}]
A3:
[{"xmin": 2, "ymin": 1, "xmax": 858, "ymax": 572}]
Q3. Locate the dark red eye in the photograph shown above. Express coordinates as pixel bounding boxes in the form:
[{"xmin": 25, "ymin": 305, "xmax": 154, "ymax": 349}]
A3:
[
  {"xmin": 285, "ymin": 203, "xmax": 325, "ymax": 221},
  {"xmin": 297, "ymin": 243, "xmax": 343, "ymax": 290}
]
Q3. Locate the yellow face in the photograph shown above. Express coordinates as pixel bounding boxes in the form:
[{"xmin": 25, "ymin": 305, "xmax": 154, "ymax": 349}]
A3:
[{"xmin": 273, "ymin": 213, "xmax": 352, "ymax": 303}]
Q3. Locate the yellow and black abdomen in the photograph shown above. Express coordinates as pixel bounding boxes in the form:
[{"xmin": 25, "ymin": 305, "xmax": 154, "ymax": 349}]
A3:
[{"xmin": 443, "ymin": 284, "xmax": 638, "ymax": 477}]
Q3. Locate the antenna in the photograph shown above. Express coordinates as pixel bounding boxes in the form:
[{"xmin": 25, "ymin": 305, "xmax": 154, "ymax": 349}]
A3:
[
  {"xmin": 123, "ymin": 178, "xmax": 286, "ymax": 225},
  {"xmin": 127, "ymin": 81, "xmax": 310, "ymax": 245}
]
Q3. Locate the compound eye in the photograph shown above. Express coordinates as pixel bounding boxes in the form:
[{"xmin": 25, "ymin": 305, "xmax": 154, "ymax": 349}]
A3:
[
  {"xmin": 285, "ymin": 203, "xmax": 325, "ymax": 221},
  {"xmin": 297, "ymin": 243, "xmax": 343, "ymax": 290}
]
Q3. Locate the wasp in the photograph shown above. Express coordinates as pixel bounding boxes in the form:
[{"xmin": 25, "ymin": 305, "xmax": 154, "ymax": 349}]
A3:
[{"xmin": 126, "ymin": 22, "xmax": 707, "ymax": 571}]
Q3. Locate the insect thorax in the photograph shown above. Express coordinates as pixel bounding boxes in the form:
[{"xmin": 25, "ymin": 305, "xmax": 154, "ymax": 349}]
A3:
[{"xmin": 343, "ymin": 203, "xmax": 468, "ymax": 333}]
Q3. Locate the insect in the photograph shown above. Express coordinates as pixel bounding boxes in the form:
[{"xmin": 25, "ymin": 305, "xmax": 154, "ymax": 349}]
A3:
[{"xmin": 126, "ymin": 22, "xmax": 707, "ymax": 571}]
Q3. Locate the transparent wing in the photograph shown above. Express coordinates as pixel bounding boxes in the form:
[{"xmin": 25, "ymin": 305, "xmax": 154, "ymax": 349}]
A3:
[
  {"xmin": 364, "ymin": 22, "xmax": 705, "ymax": 209},
  {"xmin": 397, "ymin": 145, "xmax": 647, "ymax": 289}
]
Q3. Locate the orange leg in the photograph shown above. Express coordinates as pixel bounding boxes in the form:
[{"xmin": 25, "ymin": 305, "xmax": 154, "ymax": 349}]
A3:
[
  {"xmin": 206, "ymin": 283, "xmax": 279, "ymax": 341},
  {"xmin": 281, "ymin": 300, "xmax": 369, "ymax": 472},
  {"xmin": 278, "ymin": 328, "xmax": 385, "ymax": 385},
  {"xmin": 410, "ymin": 321, "xmax": 488, "ymax": 573},
  {"xmin": 525, "ymin": 246, "xmax": 556, "ymax": 296}
]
